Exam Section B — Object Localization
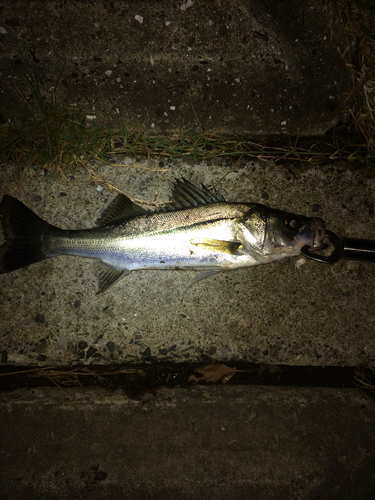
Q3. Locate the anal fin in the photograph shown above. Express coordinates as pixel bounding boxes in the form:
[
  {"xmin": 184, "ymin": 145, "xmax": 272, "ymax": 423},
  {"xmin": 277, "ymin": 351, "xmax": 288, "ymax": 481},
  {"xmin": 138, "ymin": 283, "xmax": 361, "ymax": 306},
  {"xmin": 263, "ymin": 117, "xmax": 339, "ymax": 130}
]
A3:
[{"xmin": 97, "ymin": 262, "xmax": 131, "ymax": 294}]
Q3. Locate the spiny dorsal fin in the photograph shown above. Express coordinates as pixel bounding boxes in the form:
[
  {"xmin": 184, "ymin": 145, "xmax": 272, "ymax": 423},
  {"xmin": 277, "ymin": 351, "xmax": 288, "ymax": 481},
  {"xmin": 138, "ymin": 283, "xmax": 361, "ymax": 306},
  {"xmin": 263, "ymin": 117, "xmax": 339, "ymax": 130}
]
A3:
[
  {"xmin": 95, "ymin": 193, "xmax": 147, "ymax": 227},
  {"xmin": 161, "ymin": 178, "xmax": 226, "ymax": 211}
]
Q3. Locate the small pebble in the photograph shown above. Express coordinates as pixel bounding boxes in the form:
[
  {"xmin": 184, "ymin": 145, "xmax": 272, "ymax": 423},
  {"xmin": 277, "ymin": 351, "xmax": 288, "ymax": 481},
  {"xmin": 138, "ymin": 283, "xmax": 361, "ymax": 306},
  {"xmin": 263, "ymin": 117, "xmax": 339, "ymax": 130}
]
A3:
[
  {"xmin": 34, "ymin": 314, "xmax": 45, "ymax": 324},
  {"xmin": 55, "ymin": 336, "xmax": 67, "ymax": 349},
  {"xmin": 180, "ymin": 0, "xmax": 193, "ymax": 11},
  {"xmin": 141, "ymin": 346, "xmax": 151, "ymax": 357},
  {"xmin": 86, "ymin": 346, "xmax": 97, "ymax": 358},
  {"xmin": 106, "ymin": 341, "xmax": 115, "ymax": 353},
  {"xmin": 311, "ymin": 203, "xmax": 321, "ymax": 212},
  {"xmin": 78, "ymin": 340, "xmax": 88, "ymax": 350},
  {"xmin": 295, "ymin": 258, "xmax": 306, "ymax": 269}
]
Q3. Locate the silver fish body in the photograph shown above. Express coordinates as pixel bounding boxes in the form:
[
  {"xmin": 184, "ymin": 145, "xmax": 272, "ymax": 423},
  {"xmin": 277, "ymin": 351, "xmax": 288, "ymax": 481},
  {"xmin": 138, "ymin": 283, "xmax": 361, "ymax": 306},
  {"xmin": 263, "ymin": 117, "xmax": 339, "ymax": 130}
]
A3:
[{"xmin": 0, "ymin": 178, "xmax": 326, "ymax": 293}]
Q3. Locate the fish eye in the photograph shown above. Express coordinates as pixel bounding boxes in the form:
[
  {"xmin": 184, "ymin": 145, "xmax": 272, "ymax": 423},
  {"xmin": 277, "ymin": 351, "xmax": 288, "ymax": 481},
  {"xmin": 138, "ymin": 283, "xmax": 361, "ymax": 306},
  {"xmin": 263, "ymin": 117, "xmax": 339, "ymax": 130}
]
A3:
[{"xmin": 285, "ymin": 217, "xmax": 300, "ymax": 231}]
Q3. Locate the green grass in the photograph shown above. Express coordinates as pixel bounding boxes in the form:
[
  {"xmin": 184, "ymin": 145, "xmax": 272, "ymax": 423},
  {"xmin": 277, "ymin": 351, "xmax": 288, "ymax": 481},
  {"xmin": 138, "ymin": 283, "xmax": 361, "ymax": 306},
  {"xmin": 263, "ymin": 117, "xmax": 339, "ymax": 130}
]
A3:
[
  {"xmin": 0, "ymin": 60, "xmax": 113, "ymax": 180},
  {"xmin": 0, "ymin": 0, "xmax": 374, "ymax": 184}
]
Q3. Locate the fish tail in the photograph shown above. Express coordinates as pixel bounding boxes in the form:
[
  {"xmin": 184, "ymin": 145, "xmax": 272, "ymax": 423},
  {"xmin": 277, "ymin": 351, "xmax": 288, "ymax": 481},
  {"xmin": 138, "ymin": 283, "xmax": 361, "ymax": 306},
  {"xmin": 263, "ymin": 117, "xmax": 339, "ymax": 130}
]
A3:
[{"xmin": 0, "ymin": 195, "xmax": 54, "ymax": 274}]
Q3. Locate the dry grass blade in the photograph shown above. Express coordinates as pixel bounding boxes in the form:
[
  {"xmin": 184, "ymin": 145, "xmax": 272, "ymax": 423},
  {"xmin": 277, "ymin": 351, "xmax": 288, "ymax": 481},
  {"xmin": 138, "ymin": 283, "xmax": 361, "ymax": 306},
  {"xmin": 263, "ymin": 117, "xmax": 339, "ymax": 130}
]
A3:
[
  {"xmin": 210, "ymin": 156, "xmax": 243, "ymax": 189},
  {"xmin": 77, "ymin": 157, "xmax": 163, "ymax": 206},
  {"xmin": 0, "ymin": 365, "xmax": 147, "ymax": 389},
  {"xmin": 327, "ymin": 0, "xmax": 375, "ymax": 151},
  {"xmin": 353, "ymin": 367, "xmax": 375, "ymax": 391}
]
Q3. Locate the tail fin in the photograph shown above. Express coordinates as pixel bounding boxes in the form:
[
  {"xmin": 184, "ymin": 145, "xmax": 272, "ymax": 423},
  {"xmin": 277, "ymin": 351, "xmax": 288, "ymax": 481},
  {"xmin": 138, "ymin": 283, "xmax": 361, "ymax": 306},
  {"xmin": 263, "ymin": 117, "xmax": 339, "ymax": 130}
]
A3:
[{"xmin": 0, "ymin": 195, "xmax": 53, "ymax": 274}]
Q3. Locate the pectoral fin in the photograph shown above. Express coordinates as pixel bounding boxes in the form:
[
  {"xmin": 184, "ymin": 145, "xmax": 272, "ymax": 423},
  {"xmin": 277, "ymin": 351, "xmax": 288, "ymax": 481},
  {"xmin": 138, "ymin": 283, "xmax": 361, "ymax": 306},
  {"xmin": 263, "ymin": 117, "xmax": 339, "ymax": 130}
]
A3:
[
  {"xmin": 190, "ymin": 238, "xmax": 242, "ymax": 255},
  {"xmin": 97, "ymin": 262, "xmax": 131, "ymax": 294}
]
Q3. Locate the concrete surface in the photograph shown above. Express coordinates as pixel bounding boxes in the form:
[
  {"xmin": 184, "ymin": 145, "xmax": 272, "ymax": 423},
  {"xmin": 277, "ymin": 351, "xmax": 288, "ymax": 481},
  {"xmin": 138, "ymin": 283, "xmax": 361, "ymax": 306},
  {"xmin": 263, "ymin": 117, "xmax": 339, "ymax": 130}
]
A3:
[
  {"xmin": 1, "ymin": 3, "xmax": 373, "ymax": 499},
  {"xmin": 1, "ymin": 385, "xmax": 375, "ymax": 500},
  {"xmin": 1, "ymin": 158, "xmax": 375, "ymax": 367},
  {"xmin": 0, "ymin": 0, "xmax": 349, "ymax": 137}
]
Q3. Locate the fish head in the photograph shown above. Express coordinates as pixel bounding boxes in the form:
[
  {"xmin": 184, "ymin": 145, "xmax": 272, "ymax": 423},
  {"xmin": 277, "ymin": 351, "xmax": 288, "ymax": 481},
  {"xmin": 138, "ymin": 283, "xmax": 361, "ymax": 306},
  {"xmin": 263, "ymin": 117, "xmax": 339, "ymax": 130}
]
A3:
[{"xmin": 238, "ymin": 205, "xmax": 326, "ymax": 260}]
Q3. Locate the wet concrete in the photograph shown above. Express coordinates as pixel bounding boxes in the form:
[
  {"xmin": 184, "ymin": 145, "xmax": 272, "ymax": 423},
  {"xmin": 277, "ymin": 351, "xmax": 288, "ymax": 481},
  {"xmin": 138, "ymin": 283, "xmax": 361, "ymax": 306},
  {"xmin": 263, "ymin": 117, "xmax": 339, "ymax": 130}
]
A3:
[
  {"xmin": 1, "ymin": 385, "xmax": 375, "ymax": 500},
  {"xmin": 1, "ymin": 158, "xmax": 375, "ymax": 367},
  {"xmin": 0, "ymin": 0, "xmax": 349, "ymax": 137}
]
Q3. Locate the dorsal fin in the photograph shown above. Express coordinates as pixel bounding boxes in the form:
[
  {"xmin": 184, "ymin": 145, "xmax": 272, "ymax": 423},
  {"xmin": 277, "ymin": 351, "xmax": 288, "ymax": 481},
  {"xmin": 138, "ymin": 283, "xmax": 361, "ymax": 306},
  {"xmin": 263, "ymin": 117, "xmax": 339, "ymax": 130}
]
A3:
[
  {"xmin": 161, "ymin": 178, "xmax": 226, "ymax": 211},
  {"xmin": 95, "ymin": 193, "xmax": 147, "ymax": 227}
]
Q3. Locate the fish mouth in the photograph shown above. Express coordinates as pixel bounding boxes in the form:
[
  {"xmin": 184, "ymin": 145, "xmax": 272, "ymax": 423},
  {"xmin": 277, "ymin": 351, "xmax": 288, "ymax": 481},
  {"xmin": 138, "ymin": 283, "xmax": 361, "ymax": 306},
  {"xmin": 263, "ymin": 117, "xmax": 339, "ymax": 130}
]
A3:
[{"xmin": 307, "ymin": 217, "xmax": 327, "ymax": 252}]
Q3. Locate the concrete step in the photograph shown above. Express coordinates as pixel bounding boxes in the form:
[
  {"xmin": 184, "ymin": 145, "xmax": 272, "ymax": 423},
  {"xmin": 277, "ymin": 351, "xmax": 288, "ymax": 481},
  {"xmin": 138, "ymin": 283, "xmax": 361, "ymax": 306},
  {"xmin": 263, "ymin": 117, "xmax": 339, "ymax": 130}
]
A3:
[
  {"xmin": 0, "ymin": 0, "xmax": 348, "ymax": 137},
  {"xmin": 1, "ymin": 159, "xmax": 375, "ymax": 367},
  {"xmin": 1, "ymin": 385, "xmax": 374, "ymax": 500}
]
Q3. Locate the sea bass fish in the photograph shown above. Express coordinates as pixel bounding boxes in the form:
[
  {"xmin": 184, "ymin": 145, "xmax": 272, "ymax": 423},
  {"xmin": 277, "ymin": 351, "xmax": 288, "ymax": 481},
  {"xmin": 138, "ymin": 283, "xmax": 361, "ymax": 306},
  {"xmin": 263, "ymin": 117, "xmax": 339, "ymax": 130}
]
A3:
[{"xmin": 0, "ymin": 178, "xmax": 326, "ymax": 293}]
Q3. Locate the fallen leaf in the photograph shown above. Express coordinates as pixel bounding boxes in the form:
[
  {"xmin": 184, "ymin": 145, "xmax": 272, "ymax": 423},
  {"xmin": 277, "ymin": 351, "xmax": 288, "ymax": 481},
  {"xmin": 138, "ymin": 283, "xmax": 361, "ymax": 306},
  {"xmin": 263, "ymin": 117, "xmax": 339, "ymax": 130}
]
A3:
[{"xmin": 189, "ymin": 363, "xmax": 236, "ymax": 384}]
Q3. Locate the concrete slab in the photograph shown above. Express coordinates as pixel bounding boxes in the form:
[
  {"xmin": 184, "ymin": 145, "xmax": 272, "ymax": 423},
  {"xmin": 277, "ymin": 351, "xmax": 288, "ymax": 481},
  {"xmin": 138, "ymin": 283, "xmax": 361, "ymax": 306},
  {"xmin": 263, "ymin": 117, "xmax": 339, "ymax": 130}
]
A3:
[
  {"xmin": 1, "ymin": 158, "xmax": 375, "ymax": 367},
  {"xmin": 0, "ymin": 0, "xmax": 349, "ymax": 137},
  {"xmin": 1, "ymin": 385, "xmax": 374, "ymax": 499}
]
